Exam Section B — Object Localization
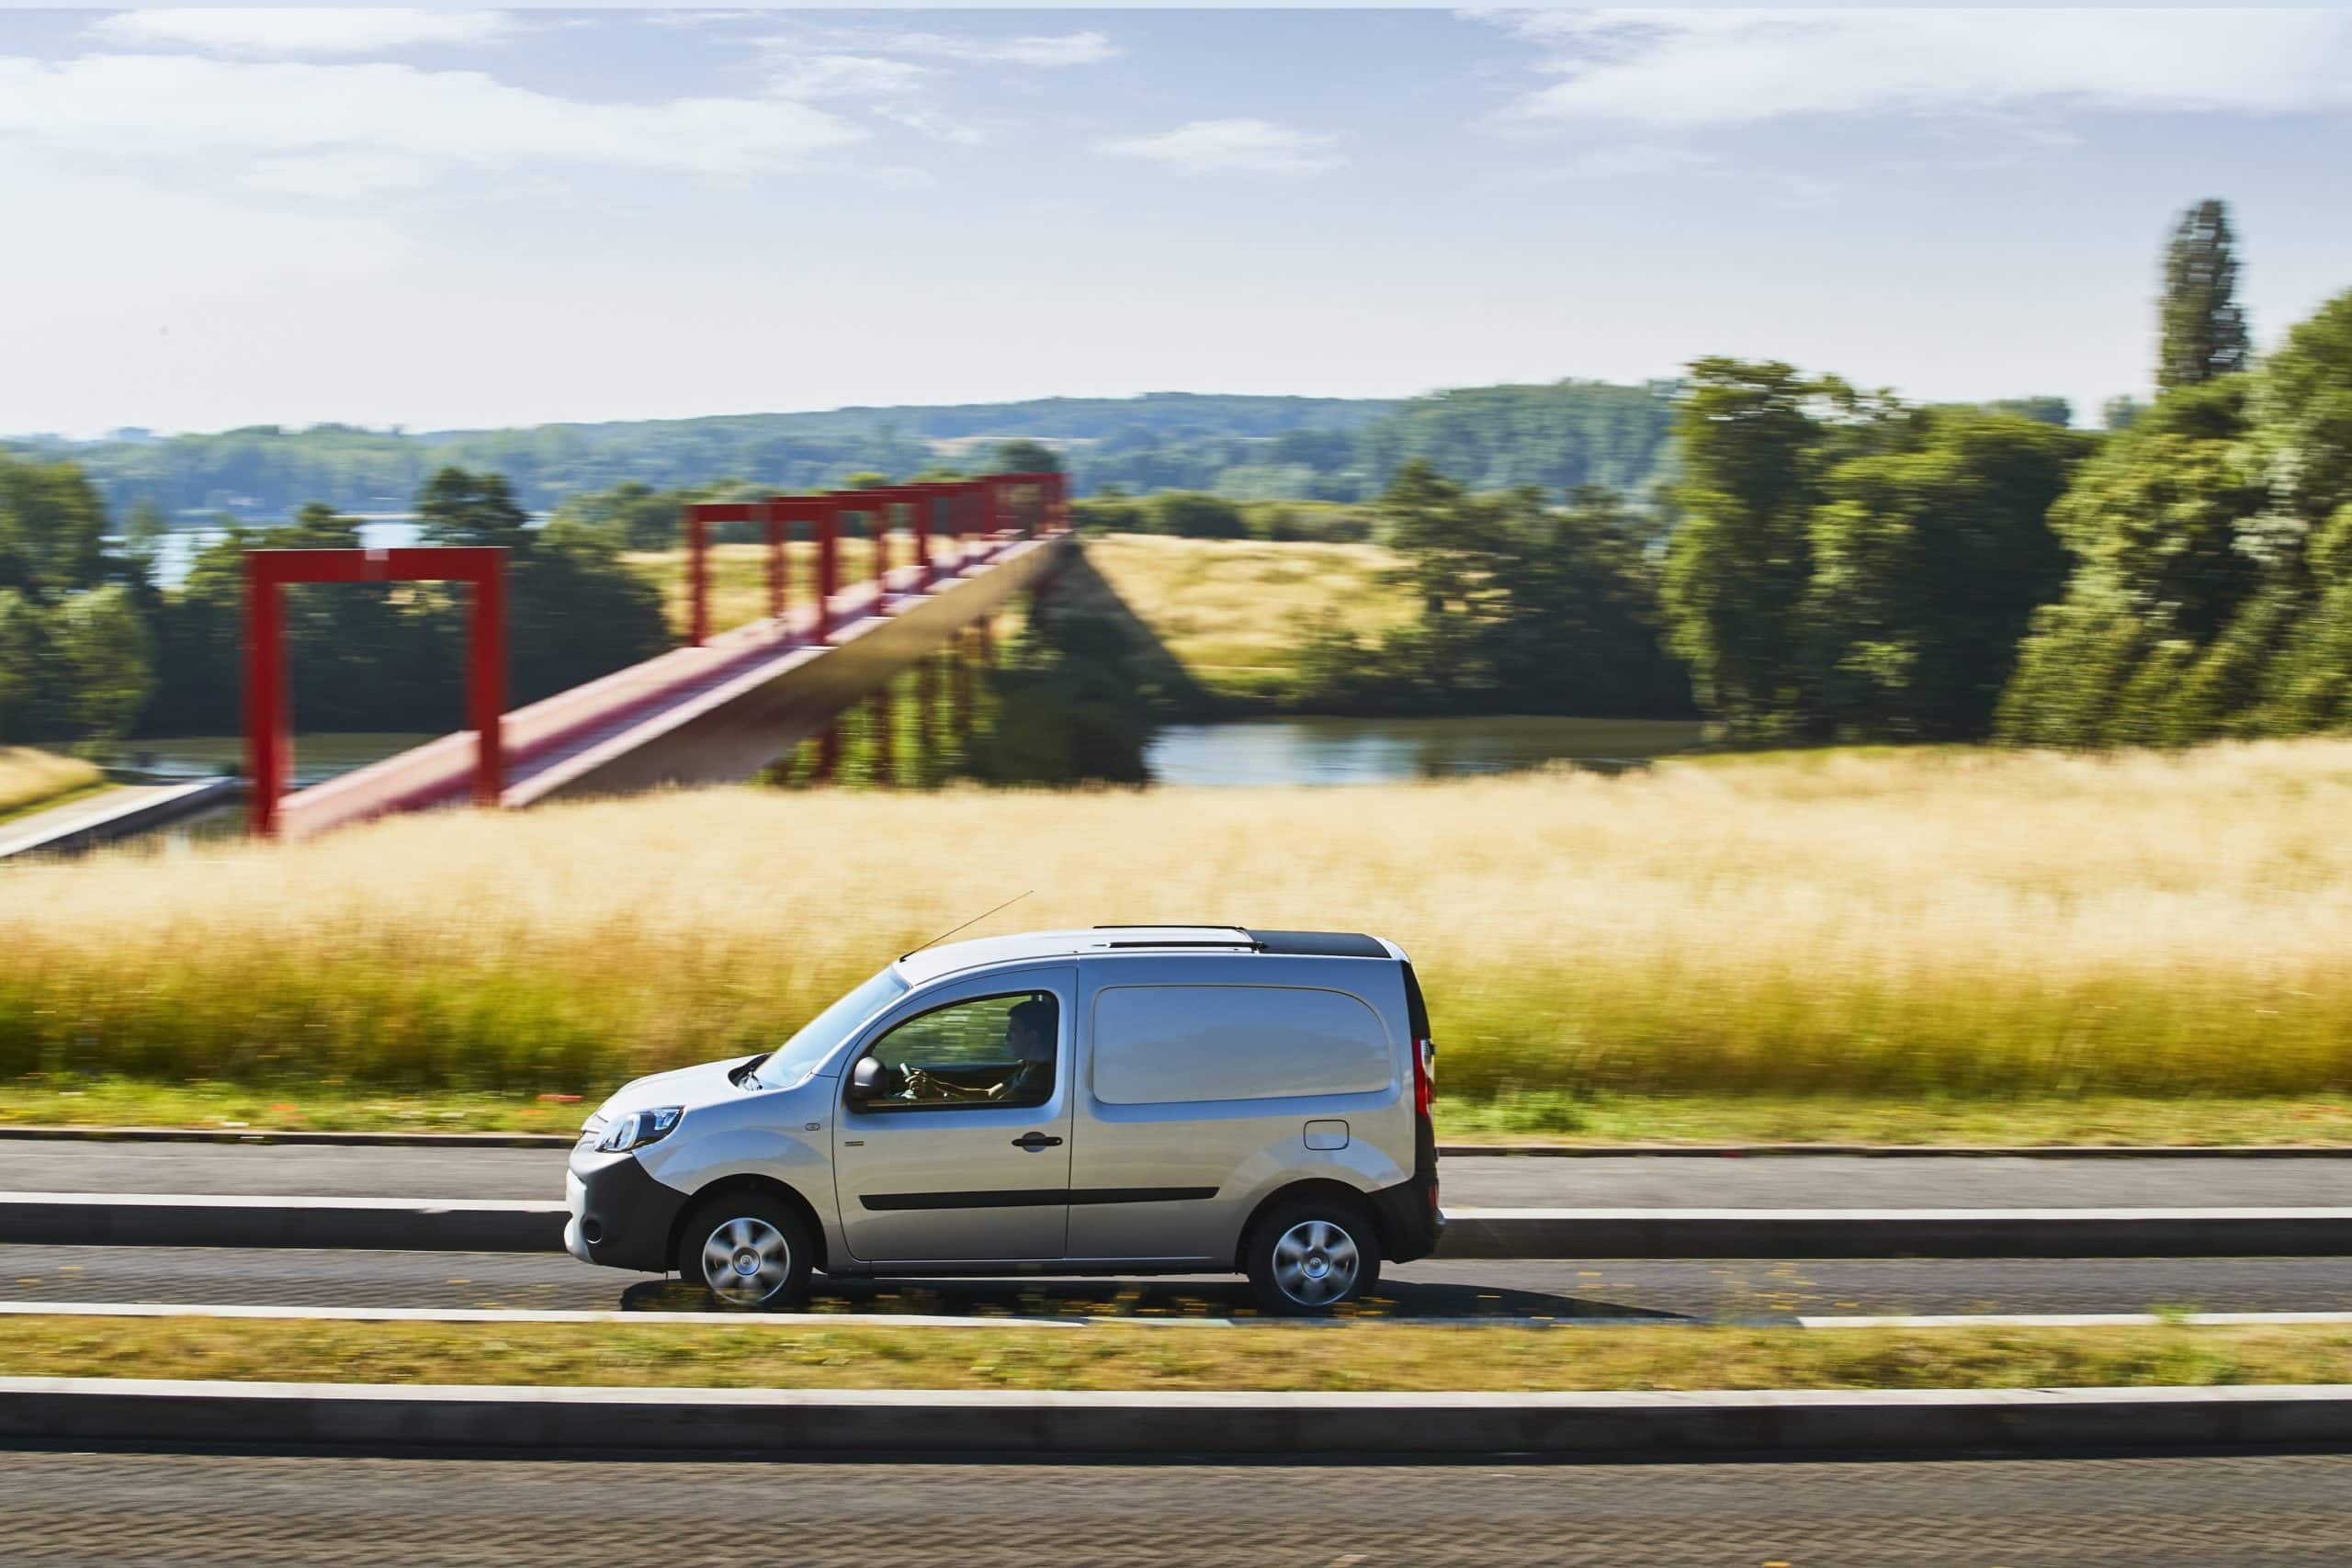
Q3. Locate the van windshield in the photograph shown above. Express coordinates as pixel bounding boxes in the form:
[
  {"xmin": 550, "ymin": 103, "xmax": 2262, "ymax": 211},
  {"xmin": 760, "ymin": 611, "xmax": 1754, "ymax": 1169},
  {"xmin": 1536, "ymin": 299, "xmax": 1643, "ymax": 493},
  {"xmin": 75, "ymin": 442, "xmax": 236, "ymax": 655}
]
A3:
[{"xmin": 750, "ymin": 966, "xmax": 910, "ymax": 1089}]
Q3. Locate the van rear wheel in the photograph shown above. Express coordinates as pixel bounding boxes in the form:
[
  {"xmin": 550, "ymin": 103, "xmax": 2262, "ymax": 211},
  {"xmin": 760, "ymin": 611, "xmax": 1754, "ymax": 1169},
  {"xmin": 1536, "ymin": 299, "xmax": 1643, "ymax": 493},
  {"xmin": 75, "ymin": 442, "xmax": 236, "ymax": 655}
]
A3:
[
  {"xmin": 675, "ymin": 1192, "xmax": 814, "ymax": 1310},
  {"xmin": 1245, "ymin": 1195, "xmax": 1381, "ymax": 1315}
]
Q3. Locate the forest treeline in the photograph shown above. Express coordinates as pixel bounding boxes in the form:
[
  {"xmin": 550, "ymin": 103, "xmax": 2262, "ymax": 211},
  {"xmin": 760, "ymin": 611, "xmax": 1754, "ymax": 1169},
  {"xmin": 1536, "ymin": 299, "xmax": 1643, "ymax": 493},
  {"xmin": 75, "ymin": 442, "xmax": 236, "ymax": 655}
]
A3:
[
  {"xmin": 15, "ymin": 381, "xmax": 1688, "ymax": 522},
  {"xmin": 0, "ymin": 465, "xmax": 668, "ymax": 743},
  {"xmin": 7, "ymin": 199, "xmax": 2348, "ymax": 753},
  {"xmin": 1665, "ymin": 200, "xmax": 2352, "ymax": 747}
]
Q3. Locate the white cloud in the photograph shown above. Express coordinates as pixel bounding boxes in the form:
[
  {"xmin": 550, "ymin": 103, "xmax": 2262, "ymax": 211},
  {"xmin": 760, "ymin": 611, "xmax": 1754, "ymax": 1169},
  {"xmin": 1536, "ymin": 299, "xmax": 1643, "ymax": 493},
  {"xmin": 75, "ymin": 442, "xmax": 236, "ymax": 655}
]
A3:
[
  {"xmin": 874, "ymin": 104, "xmax": 985, "ymax": 148},
  {"xmin": 0, "ymin": 52, "xmax": 865, "ymax": 185},
  {"xmin": 768, "ymin": 53, "xmax": 930, "ymax": 100},
  {"xmin": 963, "ymin": 30, "xmax": 1118, "ymax": 69},
  {"xmin": 1099, "ymin": 118, "xmax": 1344, "ymax": 178},
  {"xmin": 241, "ymin": 150, "xmax": 436, "ymax": 198},
  {"xmin": 758, "ymin": 25, "xmax": 1117, "ymax": 71},
  {"xmin": 1494, "ymin": 8, "xmax": 2352, "ymax": 130},
  {"xmin": 1552, "ymin": 143, "xmax": 1719, "ymax": 180},
  {"xmin": 91, "ymin": 8, "xmax": 513, "ymax": 58}
]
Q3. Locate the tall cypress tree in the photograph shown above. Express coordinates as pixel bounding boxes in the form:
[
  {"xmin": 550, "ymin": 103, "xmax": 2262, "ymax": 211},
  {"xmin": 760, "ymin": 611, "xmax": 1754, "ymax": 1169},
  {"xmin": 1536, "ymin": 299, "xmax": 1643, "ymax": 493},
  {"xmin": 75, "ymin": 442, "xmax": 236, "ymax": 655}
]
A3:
[{"xmin": 2158, "ymin": 199, "xmax": 2250, "ymax": 394}]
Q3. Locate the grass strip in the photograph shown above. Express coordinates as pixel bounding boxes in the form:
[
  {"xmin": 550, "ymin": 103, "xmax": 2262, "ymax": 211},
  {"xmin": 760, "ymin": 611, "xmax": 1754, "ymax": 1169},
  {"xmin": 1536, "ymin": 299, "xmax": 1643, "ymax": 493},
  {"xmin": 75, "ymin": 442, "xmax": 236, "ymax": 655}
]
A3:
[
  {"xmin": 7, "ymin": 1079, "xmax": 2352, "ymax": 1147},
  {"xmin": 4, "ymin": 1317, "xmax": 2352, "ymax": 1393}
]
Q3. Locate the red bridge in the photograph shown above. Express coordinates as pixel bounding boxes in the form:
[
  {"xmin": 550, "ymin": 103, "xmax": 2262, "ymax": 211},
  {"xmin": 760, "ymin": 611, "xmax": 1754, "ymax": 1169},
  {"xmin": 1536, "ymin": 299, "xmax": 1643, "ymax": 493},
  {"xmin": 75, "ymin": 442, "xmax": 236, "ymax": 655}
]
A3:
[{"xmin": 243, "ymin": 472, "xmax": 1069, "ymax": 839}]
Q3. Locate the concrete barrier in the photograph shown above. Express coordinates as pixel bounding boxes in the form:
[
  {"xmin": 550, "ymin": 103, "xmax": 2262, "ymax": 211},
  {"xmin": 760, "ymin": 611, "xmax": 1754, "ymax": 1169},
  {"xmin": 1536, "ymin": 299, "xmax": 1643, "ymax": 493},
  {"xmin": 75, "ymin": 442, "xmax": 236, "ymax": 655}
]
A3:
[
  {"xmin": 1433, "ymin": 1206, "xmax": 2352, "ymax": 1259},
  {"xmin": 0, "ymin": 1192, "xmax": 566, "ymax": 1252},
  {"xmin": 7, "ymin": 1193, "xmax": 2352, "ymax": 1258},
  {"xmin": 5, "ymin": 1377, "xmax": 2350, "ymax": 1456}
]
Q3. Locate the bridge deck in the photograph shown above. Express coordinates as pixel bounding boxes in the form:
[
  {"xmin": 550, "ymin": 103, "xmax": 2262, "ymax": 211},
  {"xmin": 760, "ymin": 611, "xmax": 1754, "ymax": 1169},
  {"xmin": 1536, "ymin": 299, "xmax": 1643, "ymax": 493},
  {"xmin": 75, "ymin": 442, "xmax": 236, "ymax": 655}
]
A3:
[{"xmin": 277, "ymin": 531, "xmax": 1063, "ymax": 840}]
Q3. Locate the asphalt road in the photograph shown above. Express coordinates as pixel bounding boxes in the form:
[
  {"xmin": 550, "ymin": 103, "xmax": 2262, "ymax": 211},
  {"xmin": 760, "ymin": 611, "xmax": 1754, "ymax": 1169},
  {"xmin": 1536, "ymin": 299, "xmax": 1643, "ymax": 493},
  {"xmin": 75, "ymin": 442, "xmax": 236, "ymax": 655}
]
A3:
[
  {"xmin": 6, "ymin": 1244, "xmax": 2351, "ymax": 1319},
  {"xmin": 9, "ymin": 1140, "xmax": 2348, "ymax": 1207},
  {"xmin": 4, "ymin": 1449, "xmax": 2350, "ymax": 1565}
]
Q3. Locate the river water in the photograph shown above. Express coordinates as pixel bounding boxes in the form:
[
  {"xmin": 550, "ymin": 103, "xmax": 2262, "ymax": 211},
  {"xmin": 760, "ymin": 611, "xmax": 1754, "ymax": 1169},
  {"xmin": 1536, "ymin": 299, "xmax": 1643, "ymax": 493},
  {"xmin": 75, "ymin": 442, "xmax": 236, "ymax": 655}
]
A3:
[
  {"xmin": 113, "ymin": 521, "xmax": 425, "ymax": 590},
  {"xmin": 1145, "ymin": 716, "xmax": 1705, "ymax": 785},
  {"xmin": 128, "ymin": 715, "xmax": 1706, "ymax": 799}
]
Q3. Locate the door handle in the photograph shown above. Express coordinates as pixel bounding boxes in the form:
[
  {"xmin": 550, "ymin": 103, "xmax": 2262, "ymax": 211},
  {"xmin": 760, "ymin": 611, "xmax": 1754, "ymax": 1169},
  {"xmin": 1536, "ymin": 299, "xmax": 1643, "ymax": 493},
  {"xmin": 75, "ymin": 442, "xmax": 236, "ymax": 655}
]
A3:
[{"xmin": 1011, "ymin": 1132, "xmax": 1063, "ymax": 1150}]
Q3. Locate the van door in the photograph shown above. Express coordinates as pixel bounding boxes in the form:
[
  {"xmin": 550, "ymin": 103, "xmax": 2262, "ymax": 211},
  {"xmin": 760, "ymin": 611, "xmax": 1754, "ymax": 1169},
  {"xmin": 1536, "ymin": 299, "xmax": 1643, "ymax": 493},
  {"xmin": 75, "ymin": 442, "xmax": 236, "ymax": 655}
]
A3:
[
  {"xmin": 832, "ymin": 965, "xmax": 1075, "ymax": 1266},
  {"xmin": 1067, "ymin": 955, "xmax": 1402, "ymax": 1263}
]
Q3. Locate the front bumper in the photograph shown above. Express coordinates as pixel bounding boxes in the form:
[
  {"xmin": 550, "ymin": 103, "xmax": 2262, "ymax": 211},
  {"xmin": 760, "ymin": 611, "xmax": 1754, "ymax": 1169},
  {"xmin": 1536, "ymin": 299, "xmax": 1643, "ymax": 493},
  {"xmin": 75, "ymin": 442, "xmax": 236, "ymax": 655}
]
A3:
[{"xmin": 565, "ymin": 1148, "xmax": 690, "ymax": 1273}]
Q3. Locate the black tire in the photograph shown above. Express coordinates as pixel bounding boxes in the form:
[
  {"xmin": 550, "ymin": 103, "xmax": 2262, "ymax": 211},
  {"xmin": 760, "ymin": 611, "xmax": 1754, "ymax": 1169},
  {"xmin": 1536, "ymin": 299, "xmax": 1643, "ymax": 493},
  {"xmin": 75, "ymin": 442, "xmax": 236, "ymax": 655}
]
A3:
[
  {"xmin": 1244, "ymin": 1192, "xmax": 1382, "ymax": 1316},
  {"xmin": 674, "ymin": 1190, "xmax": 815, "ymax": 1311}
]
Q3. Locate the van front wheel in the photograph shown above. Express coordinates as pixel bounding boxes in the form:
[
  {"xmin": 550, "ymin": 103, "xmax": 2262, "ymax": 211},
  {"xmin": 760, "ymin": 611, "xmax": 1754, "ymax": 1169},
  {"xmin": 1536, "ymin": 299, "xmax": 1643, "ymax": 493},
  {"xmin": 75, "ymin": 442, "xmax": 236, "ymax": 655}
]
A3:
[
  {"xmin": 1245, "ymin": 1195, "xmax": 1382, "ymax": 1315},
  {"xmin": 676, "ymin": 1192, "xmax": 814, "ymax": 1310}
]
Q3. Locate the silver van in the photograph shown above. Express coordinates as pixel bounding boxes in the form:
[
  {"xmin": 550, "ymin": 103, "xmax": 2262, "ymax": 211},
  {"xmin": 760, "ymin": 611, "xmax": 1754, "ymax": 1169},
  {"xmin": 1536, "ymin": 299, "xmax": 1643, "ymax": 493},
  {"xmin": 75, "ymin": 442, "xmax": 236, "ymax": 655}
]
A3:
[{"xmin": 564, "ymin": 926, "xmax": 1442, "ymax": 1314}]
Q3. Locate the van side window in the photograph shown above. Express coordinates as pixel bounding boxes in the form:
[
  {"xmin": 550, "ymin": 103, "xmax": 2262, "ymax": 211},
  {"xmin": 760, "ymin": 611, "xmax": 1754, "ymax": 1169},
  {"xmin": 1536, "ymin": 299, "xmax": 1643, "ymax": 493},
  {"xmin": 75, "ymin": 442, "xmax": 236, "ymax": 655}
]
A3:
[
  {"xmin": 1091, "ymin": 985, "xmax": 1391, "ymax": 1106},
  {"xmin": 854, "ymin": 992, "xmax": 1057, "ymax": 1112}
]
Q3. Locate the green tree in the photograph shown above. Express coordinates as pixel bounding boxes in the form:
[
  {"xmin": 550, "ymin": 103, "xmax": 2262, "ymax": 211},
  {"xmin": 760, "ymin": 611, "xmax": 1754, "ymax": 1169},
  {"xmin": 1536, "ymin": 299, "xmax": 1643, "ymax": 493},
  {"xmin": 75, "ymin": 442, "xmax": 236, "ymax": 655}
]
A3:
[
  {"xmin": 1290, "ymin": 463, "xmax": 1690, "ymax": 717},
  {"xmin": 1148, "ymin": 491, "xmax": 1250, "ymax": 539},
  {"xmin": 991, "ymin": 439, "xmax": 1062, "ymax": 475},
  {"xmin": 1980, "ymin": 397, "xmax": 2073, "ymax": 427},
  {"xmin": 1805, "ymin": 410, "xmax": 2090, "ymax": 739},
  {"xmin": 1998, "ymin": 288, "xmax": 2352, "ymax": 747},
  {"xmin": 551, "ymin": 480, "xmax": 692, "ymax": 553},
  {"xmin": 54, "ymin": 585, "xmax": 153, "ymax": 742},
  {"xmin": 1658, "ymin": 360, "xmax": 1849, "ymax": 740},
  {"xmin": 1997, "ymin": 379, "xmax": 2266, "ymax": 746},
  {"xmin": 417, "ymin": 467, "xmax": 532, "ymax": 549},
  {"xmin": 0, "ymin": 590, "xmax": 54, "ymax": 739},
  {"xmin": 0, "ymin": 454, "xmax": 110, "ymax": 599},
  {"xmin": 2158, "ymin": 199, "xmax": 2250, "ymax": 394}
]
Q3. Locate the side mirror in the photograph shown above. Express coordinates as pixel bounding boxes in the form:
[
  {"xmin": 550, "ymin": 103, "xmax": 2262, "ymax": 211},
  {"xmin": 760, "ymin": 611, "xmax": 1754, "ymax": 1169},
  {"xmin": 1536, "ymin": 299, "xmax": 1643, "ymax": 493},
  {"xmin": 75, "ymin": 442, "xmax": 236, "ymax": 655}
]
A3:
[{"xmin": 847, "ymin": 1056, "xmax": 883, "ymax": 1104}]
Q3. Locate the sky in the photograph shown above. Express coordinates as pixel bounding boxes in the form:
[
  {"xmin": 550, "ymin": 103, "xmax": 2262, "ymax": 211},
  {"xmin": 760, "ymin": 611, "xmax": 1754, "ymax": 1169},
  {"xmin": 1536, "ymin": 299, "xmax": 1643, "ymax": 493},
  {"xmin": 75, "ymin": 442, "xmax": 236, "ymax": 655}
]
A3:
[{"xmin": 3, "ymin": 6, "xmax": 2351, "ymax": 438}]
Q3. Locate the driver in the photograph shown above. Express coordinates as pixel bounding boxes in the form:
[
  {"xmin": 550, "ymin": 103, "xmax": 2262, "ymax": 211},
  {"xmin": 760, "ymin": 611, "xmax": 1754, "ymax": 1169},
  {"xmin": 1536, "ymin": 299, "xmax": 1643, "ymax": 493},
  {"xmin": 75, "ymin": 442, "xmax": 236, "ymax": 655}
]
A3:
[{"xmin": 899, "ymin": 997, "xmax": 1055, "ymax": 1103}]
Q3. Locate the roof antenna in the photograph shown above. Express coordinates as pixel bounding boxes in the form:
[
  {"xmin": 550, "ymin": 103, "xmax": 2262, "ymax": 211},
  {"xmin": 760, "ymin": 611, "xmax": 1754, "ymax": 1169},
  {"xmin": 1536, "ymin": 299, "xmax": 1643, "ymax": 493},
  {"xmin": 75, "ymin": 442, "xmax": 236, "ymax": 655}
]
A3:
[{"xmin": 903, "ymin": 890, "xmax": 1032, "ymax": 961}]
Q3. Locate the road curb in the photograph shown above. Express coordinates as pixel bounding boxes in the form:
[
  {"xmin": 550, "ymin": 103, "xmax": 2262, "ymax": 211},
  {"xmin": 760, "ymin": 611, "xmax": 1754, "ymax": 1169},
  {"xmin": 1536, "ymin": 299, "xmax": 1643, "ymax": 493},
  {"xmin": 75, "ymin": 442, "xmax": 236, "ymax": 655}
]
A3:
[
  {"xmin": 0, "ymin": 1126, "xmax": 577, "ymax": 1149},
  {"xmin": 8, "ymin": 1194, "xmax": 2352, "ymax": 1258},
  {"xmin": 5, "ymin": 1377, "xmax": 2351, "ymax": 1456},
  {"xmin": 0, "ymin": 1193, "xmax": 566, "ymax": 1252},
  {"xmin": 1437, "ymin": 1207, "xmax": 2352, "ymax": 1258},
  {"xmin": 6, "ymin": 1125, "xmax": 2351, "ymax": 1157}
]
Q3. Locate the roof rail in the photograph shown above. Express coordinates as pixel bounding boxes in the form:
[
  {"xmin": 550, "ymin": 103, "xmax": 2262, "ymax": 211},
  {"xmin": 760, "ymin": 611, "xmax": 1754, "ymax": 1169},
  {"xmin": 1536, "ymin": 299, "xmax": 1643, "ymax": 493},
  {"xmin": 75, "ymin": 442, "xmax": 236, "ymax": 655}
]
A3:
[
  {"xmin": 1091, "ymin": 923, "xmax": 1250, "ymax": 933},
  {"xmin": 1101, "ymin": 938, "xmax": 1266, "ymax": 951}
]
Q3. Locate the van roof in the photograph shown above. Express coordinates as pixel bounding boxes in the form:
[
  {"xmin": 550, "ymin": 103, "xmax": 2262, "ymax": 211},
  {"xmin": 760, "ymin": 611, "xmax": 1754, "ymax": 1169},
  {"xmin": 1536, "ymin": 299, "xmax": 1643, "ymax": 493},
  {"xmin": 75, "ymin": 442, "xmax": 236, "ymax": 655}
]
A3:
[{"xmin": 894, "ymin": 926, "xmax": 1397, "ymax": 986}]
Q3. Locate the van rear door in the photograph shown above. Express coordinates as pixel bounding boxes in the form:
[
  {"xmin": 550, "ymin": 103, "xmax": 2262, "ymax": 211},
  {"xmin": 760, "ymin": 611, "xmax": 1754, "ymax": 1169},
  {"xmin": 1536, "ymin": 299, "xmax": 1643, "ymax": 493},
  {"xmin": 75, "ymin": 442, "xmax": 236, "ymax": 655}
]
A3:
[{"xmin": 1067, "ymin": 953, "xmax": 1406, "ymax": 1263}]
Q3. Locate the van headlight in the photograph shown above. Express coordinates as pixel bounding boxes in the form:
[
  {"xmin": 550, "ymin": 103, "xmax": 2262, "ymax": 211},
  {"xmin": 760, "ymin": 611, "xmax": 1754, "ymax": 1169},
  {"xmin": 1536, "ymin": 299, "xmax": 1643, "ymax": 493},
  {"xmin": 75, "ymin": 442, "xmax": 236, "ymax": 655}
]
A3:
[{"xmin": 597, "ymin": 1106, "xmax": 683, "ymax": 1153}]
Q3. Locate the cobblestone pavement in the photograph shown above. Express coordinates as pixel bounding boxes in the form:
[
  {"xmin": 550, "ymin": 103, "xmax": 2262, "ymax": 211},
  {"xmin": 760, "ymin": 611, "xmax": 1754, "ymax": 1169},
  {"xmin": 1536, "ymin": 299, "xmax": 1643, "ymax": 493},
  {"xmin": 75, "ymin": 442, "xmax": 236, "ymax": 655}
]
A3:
[{"xmin": 3, "ymin": 1450, "xmax": 2351, "ymax": 1565}]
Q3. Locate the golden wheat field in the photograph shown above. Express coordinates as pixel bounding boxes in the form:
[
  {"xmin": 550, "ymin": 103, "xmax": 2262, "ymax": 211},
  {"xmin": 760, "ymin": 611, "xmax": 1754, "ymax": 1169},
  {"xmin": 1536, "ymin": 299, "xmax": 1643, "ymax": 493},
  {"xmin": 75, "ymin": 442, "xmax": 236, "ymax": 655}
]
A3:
[
  {"xmin": 0, "ymin": 747, "xmax": 101, "ymax": 819},
  {"xmin": 7, "ymin": 738, "xmax": 2352, "ymax": 1104},
  {"xmin": 1078, "ymin": 534, "xmax": 1419, "ymax": 698}
]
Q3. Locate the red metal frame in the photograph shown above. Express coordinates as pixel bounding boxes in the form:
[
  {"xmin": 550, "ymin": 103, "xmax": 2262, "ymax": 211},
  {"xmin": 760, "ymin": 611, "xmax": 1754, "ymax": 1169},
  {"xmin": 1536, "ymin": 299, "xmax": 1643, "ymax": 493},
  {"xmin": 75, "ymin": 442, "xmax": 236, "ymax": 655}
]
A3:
[
  {"xmin": 909, "ymin": 487, "xmax": 934, "ymax": 587},
  {"xmin": 677, "ymin": 472, "xmax": 1065, "ymax": 649},
  {"xmin": 816, "ymin": 500, "xmax": 842, "ymax": 641},
  {"xmin": 680, "ymin": 501, "xmax": 772, "ymax": 648},
  {"xmin": 243, "ymin": 547, "xmax": 506, "ymax": 839}
]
